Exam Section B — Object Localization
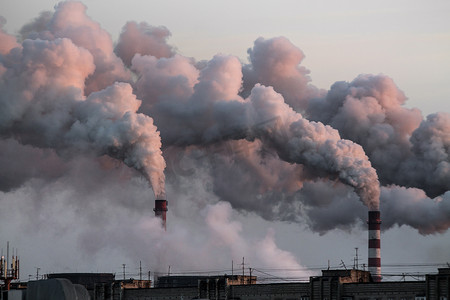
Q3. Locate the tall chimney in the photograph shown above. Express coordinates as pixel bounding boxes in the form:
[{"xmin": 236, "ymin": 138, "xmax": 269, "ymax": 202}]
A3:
[
  {"xmin": 154, "ymin": 199, "xmax": 168, "ymax": 230},
  {"xmin": 368, "ymin": 210, "xmax": 381, "ymax": 282}
]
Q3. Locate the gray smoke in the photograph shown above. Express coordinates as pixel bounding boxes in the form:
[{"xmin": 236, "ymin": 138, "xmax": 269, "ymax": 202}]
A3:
[
  {"xmin": 115, "ymin": 21, "xmax": 176, "ymax": 67},
  {"xmin": 0, "ymin": 139, "xmax": 67, "ymax": 192},
  {"xmin": 381, "ymin": 185, "xmax": 450, "ymax": 235},
  {"xmin": 0, "ymin": 4, "xmax": 166, "ymax": 198},
  {"xmin": 306, "ymin": 75, "xmax": 450, "ymax": 199},
  {"xmin": 241, "ymin": 37, "xmax": 324, "ymax": 111},
  {"xmin": 130, "ymin": 52, "xmax": 380, "ymax": 209},
  {"xmin": 236, "ymin": 36, "xmax": 450, "ymax": 233}
]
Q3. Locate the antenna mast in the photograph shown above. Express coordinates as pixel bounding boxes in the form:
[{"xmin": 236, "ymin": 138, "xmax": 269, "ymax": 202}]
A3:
[
  {"xmin": 1, "ymin": 242, "xmax": 20, "ymax": 290},
  {"xmin": 241, "ymin": 257, "xmax": 245, "ymax": 284},
  {"xmin": 354, "ymin": 247, "xmax": 359, "ymax": 270}
]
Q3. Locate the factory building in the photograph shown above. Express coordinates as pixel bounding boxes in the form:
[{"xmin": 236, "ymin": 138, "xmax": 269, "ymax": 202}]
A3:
[{"xmin": 105, "ymin": 268, "xmax": 450, "ymax": 300}]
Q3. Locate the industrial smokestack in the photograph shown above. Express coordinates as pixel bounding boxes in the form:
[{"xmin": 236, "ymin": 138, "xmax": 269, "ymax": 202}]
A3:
[
  {"xmin": 154, "ymin": 199, "xmax": 168, "ymax": 230},
  {"xmin": 368, "ymin": 210, "xmax": 381, "ymax": 282}
]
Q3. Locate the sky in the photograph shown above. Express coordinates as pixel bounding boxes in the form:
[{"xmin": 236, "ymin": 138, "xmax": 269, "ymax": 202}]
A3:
[{"xmin": 0, "ymin": 0, "xmax": 449, "ymax": 283}]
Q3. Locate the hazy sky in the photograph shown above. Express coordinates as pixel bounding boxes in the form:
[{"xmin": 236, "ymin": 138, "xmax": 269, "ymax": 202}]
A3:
[{"xmin": 0, "ymin": 0, "xmax": 449, "ymax": 282}]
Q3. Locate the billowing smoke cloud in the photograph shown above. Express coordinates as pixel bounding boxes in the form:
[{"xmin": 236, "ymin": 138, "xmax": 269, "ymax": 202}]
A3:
[
  {"xmin": 165, "ymin": 142, "xmax": 369, "ymax": 234},
  {"xmin": 409, "ymin": 113, "xmax": 450, "ymax": 196},
  {"xmin": 236, "ymin": 36, "xmax": 449, "ymax": 232},
  {"xmin": 248, "ymin": 85, "xmax": 380, "ymax": 210},
  {"xmin": 305, "ymin": 75, "xmax": 450, "ymax": 201},
  {"xmin": 0, "ymin": 4, "xmax": 165, "ymax": 198},
  {"xmin": 131, "ymin": 51, "xmax": 380, "ymax": 209},
  {"xmin": 115, "ymin": 21, "xmax": 176, "ymax": 67},
  {"xmin": 18, "ymin": 1, "xmax": 131, "ymax": 95},
  {"xmin": 131, "ymin": 53, "xmax": 199, "ymax": 113},
  {"xmin": 242, "ymin": 37, "xmax": 323, "ymax": 111}
]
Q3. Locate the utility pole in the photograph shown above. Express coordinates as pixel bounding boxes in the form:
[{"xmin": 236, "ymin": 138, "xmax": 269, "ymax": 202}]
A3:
[
  {"xmin": 231, "ymin": 260, "xmax": 233, "ymax": 278},
  {"xmin": 122, "ymin": 264, "xmax": 126, "ymax": 280},
  {"xmin": 36, "ymin": 267, "xmax": 40, "ymax": 280},
  {"xmin": 7, "ymin": 242, "xmax": 9, "ymax": 275},
  {"xmin": 139, "ymin": 261, "xmax": 142, "ymax": 281}
]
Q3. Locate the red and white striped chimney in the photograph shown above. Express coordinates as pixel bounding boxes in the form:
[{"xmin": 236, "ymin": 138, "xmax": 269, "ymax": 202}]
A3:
[
  {"xmin": 368, "ymin": 210, "xmax": 381, "ymax": 282},
  {"xmin": 154, "ymin": 199, "xmax": 168, "ymax": 231}
]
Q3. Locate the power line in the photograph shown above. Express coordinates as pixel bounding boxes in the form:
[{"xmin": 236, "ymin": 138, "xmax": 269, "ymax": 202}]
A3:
[{"xmin": 92, "ymin": 261, "xmax": 450, "ymax": 284}]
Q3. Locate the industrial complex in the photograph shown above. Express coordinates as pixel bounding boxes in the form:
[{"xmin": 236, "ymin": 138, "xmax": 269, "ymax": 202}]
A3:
[
  {"xmin": 1, "ymin": 200, "xmax": 449, "ymax": 300},
  {"xmin": 2, "ymin": 266, "xmax": 450, "ymax": 300}
]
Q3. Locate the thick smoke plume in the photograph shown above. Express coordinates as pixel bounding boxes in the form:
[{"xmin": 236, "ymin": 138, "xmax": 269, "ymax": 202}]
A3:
[
  {"xmin": 307, "ymin": 75, "xmax": 450, "ymax": 198},
  {"xmin": 131, "ymin": 52, "xmax": 380, "ymax": 210},
  {"xmin": 0, "ymin": 2, "xmax": 165, "ymax": 198},
  {"xmin": 1, "ymin": 0, "xmax": 450, "ymax": 278}
]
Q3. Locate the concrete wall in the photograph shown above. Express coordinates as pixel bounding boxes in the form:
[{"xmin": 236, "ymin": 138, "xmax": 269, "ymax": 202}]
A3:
[
  {"xmin": 342, "ymin": 281, "xmax": 427, "ymax": 299},
  {"xmin": 230, "ymin": 282, "xmax": 310, "ymax": 300},
  {"xmin": 122, "ymin": 287, "xmax": 198, "ymax": 300}
]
